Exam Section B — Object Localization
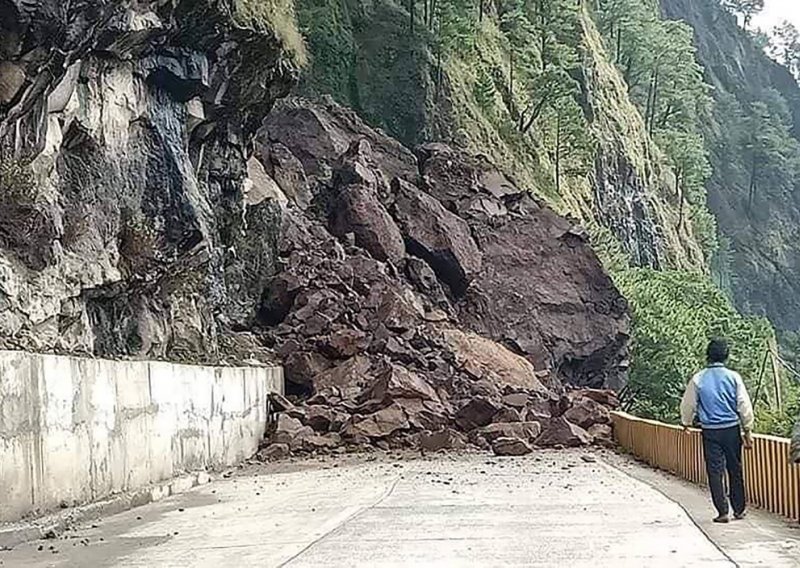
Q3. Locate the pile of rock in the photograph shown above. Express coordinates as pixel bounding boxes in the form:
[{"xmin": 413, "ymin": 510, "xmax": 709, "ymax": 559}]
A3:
[
  {"xmin": 251, "ymin": 97, "xmax": 628, "ymax": 459},
  {"xmin": 259, "ymin": 387, "xmax": 618, "ymax": 459}
]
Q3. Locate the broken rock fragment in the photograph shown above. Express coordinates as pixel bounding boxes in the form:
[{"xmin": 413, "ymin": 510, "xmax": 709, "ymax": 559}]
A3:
[
  {"xmin": 455, "ymin": 397, "xmax": 499, "ymax": 431},
  {"xmin": 420, "ymin": 428, "xmax": 467, "ymax": 452},
  {"xmin": 536, "ymin": 417, "xmax": 592, "ymax": 448},
  {"xmin": 492, "ymin": 437, "xmax": 533, "ymax": 456},
  {"xmin": 342, "ymin": 403, "xmax": 409, "ymax": 439},
  {"xmin": 563, "ymin": 397, "xmax": 611, "ymax": 430}
]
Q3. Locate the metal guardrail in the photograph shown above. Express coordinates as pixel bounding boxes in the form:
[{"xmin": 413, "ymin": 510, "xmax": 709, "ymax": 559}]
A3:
[{"xmin": 611, "ymin": 411, "xmax": 800, "ymax": 521}]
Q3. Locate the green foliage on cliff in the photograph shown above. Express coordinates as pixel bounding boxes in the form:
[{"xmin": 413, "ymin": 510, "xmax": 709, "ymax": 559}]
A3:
[
  {"xmin": 235, "ymin": 0, "xmax": 309, "ymax": 65},
  {"xmin": 595, "ymin": 0, "xmax": 715, "ymax": 260}
]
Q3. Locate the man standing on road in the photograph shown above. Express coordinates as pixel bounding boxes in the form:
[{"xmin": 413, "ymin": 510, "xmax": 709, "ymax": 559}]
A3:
[{"xmin": 680, "ymin": 337, "xmax": 755, "ymax": 524}]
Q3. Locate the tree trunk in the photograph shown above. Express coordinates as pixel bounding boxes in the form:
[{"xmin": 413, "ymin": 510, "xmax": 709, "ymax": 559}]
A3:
[
  {"xmin": 616, "ymin": 28, "xmax": 622, "ymax": 64},
  {"xmin": 676, "ymin": 170, "xmax": 684, "ymax": 228},
  {"xmin": 479, "ymin": 0, "xmax": 484, "ymax": 22},
  {"xmin": 748, "ymin": 154, "xmax": 758, "ymax": 212},
  {"xmin": 509, "ymin": 50, "xmax": 514, "ymax": 96},
  {"xmin": 649, "ymin": 66, "xmax": 659, "ymax": 136},
  {"xmin": 409, "ymin": 0, "xmax": 414, "ymax": 34},
  {"xmin": 555, "ymin": 108, "xmax": 562, "ymax": 195}
]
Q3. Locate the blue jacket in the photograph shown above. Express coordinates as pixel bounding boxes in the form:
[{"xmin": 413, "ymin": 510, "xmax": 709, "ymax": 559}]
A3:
[{"xmin": 680, "ymin": 363, "xmax": 754, "ymax": 431}]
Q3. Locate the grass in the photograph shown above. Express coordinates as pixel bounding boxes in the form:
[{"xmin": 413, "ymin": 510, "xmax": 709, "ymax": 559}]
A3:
[{"xmin": 235, "ymin": 0, "xmax": 309, "ymax": 66}]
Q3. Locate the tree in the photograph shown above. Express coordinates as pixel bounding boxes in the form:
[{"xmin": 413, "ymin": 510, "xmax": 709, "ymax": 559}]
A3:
[
  {"xmin": 547, "ymin": 96, "xmax": 594, "ymax": 194},
  {"xmin": 658, "ymin": 130, "xmax": 711, "ymax": 228},
  {"xmin": 518, "ymin": 67, "xmax": 578, "ymax": 133},
  {"xmin": 721, "ymin": 0, "xmax": 765, "ymax": 29},
  {"xmin": 742, "ymin": 91, "xmax": 800, "ymax": 212},
  {"xmin": 768, "ymin": 20, "xmax": 800, "ymax": 79}
]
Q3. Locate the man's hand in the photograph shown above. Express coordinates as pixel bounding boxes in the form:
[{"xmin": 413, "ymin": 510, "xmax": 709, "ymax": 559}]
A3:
[
  {"xmin": 743, "ymin": 431, "xmax": 754, "ymax": 450},
  {"xmin": 682, "ymin": 425, "xmax": 691, "ymax": 434}
]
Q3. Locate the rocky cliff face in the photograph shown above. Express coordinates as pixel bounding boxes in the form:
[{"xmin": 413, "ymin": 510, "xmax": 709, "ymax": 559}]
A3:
[
  {"xmin": 0, "ymin": 0, "xmax": 298, "ymax": 360},
  {"xmin": 662, "ymin": 0, "xmax": 800, "ymax": 331}
]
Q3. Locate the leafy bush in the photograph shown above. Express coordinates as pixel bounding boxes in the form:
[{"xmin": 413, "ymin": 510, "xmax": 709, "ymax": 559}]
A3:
[{"xmin": 615, "ymin": 267, "xmax": 798, "ymax": 434}]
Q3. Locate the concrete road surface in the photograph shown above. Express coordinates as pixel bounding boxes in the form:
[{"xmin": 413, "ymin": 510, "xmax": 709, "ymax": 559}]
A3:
[{"xmin": 1, "ymin": 450, "xmax": 796, "ymax": 567}]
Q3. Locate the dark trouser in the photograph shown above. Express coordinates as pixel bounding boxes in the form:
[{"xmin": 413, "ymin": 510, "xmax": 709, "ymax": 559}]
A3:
[{"xmin": 702, "ymin": 425, "xmax": 745, "ymax": 517}]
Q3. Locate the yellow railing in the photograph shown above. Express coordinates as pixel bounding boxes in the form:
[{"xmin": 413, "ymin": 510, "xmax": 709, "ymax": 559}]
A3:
[{"xmin": 612, "ymin": 412, "xmax": 800, "ymax": 521}]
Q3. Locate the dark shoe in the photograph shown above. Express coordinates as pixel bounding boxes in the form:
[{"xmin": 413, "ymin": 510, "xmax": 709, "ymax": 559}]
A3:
[
  {"xmin": 713, "ymin": 515, "xmax": 730, "ymax": 524},
  {"xmin": 734, "ymin": 511, "xmax": 747, "ymax": 520}
]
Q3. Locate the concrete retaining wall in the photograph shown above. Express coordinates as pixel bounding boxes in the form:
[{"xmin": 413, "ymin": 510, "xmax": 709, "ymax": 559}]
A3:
[{"xmin": 0, "ymin": 351, "xmax": 283, "ymax": 522}]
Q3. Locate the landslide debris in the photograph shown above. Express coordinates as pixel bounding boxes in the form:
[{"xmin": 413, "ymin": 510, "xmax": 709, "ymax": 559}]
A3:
[{"xmin": 254, "ymin": 97, "xmax": 628, "ymax": 457}]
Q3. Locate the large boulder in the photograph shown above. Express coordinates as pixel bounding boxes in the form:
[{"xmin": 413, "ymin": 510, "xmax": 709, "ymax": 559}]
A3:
[
  {"xmin": 536, "ymin": 417, "xmax": 592, "ymax": 448},
  {"xmin": 418, "ymin": 144, "xmax": 630, "ymax": 390},
  {"xmin": 390, "ymin": 178, "xmax": 481, "ymax": 295},
  {"xmin": 437, "ymin": 327, "xmax": 549, "ymax": 394},
  {"xmin": 330, "ymin": 179, "xmax": 406, "ymax": 265},
  {"xmin": 563, "ymin": 397, "xmax": 612, "ymax": 430},
  {"xmin": 342, "ymin": 403, "xmax": 409, "ymax": 439},
  {"xmin": 492, "ymin": 437, "xmax": 533, "ymax": 456}
]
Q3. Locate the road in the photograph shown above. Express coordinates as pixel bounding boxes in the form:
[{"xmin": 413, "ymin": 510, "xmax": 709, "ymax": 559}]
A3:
[{"xmin": 1, "ymin": 450, "xmax": 798, "ymax": 567}]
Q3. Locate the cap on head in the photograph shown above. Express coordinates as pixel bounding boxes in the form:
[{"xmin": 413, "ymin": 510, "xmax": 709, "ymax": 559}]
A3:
[{"xmin": 706, "ymin": 337, "xmax": 729, "ymax": 364}]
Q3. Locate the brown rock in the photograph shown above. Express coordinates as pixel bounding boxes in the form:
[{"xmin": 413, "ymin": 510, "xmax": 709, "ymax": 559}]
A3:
[
  {"xmin": 391, "ymin": 178, "xmax": 481, "ymax": 295},
  {"xmin": 257, "ymin": 443, "xmax": 290, "ymax": 461},
  {"xmin": 535, "ymin": 417, "xmax": 592, "ymax": 448},
  {"xmin": 285, "ymin": 351, "xmax": 333, "ymax": 387},
  {"xmin": 563, "ymin": 397, "xmax": 611, "ymax": 430},
  {"xmin": 303, "ymin": 405, "xmax": 348, "ymax": 432},
  {"xmin": 524, "ymin": 398, "xmax": 553, "ymax": 421},
  {"xmin": 502, "ymin": 393, "xmax": 529, "ymax": 408},
  {"xmin": 343, "ymin": 403, "xmax": 409, "ymax": 439},
  {"xmin": 492, "ymin": 437, "xmax": 533, "ymax": 456},
  {"xmin": 418, "ymin": 143, "xmax": 629, "ymax": 390},
  {"xmin": 362, "ymin": 364, "xmax": 439, "ymax": 403},
  {"xmin": 272, "ymin": 414, "xmax": 315, "ymax": 449},
  {"xmin": 375, "ymin": 288, "xmax": 422, "ymax": 332},
  {"xmin": 325, "ymin": 328, "xmax": 371, "ymax": 358},
  {"xmin": 420, "ymin": 428, "xmax": 467, "ymax": 452},
  {"xmin": 331, "ymin": 182, "xmax": 406, "ymax": 264},
  {"xmin": 455, "ymin": 397, "xmax": 500, "ymax": 431},
  {"xmin": 394, "ymin": 398, "xmax": 450, "ymax": 430},
  {"xmin": 439, "ymin": 328, "xmax": 549, "ymax": 394},
  {"xmin": 299, "ymin": 432, "xmax": 342, "ymax": 451},
  {"xmin": 588, "ymin": 423, "xmax": 615, "ymax": 447},
  {"xmin": 473, "ymin": 422, "xmax": 542, "ymax": 444},
  {"xmin": 313, "ymin": 355, "xmax": 374, "ymax": 399},
  {"xmin": 573, "ymin": 388, "xmax": 620, "ymax": 409},
  {"xmin": 492, "ymin": 407, "xmax": 523, "ymax": 423}
]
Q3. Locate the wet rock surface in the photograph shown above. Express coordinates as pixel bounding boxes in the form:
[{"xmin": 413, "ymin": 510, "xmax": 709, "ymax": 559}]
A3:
[{"xmin": 0, "ymin": 0, "xmax": 299, "ymax": 361}]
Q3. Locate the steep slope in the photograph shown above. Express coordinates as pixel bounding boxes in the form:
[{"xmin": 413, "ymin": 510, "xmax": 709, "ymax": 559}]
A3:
[
  {"xmin": 295, "ymin": 0, "xmax": 708, "ymax": 272},
  {"xmin": 662, "ymin": 0, "xmax": 800, "ymax": 332}
]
